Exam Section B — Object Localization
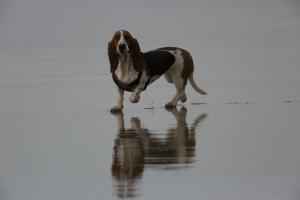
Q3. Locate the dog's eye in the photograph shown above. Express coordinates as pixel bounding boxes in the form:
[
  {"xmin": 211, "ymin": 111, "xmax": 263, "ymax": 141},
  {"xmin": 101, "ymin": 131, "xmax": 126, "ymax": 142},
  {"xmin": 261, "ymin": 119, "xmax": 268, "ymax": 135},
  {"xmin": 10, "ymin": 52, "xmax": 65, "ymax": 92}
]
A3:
[{"xmin": 124, "ymin": 35, "xmax": 130, "ymax": 40}]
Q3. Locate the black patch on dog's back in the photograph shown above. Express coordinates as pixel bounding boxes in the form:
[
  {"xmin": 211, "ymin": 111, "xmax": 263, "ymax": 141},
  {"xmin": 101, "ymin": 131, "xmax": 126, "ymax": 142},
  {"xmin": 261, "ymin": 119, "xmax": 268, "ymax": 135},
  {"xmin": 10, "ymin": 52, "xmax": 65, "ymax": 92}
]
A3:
[{"xmin": 143, "ymin": 51, "xmax": 175, "ymax": 76}]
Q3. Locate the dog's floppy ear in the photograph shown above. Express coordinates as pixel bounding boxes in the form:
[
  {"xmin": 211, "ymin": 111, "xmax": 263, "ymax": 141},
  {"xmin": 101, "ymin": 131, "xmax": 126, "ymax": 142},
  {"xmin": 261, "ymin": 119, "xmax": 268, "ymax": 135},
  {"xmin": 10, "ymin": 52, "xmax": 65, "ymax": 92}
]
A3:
[
  {"xmin": 130, "ymin": 38, "xmax": 144, "ymax": 72},
  {"xmin": 108, "ymin": 40, "xmax": 119, "ymax": 73}
]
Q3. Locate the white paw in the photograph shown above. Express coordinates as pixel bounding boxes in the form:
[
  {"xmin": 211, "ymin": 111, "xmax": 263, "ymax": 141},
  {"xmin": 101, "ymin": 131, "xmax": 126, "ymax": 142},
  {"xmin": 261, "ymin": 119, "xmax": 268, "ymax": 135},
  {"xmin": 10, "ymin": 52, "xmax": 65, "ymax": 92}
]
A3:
[
  {"xmin": 110, "ymin": 105, "xmax": 123, "ymax": 113},
  {"xmin": 129, "ymin": 95, "xmax": 140, "ymax": 103},
  {"xmin": 180, "ymin": 95, "xmax": 187, "ymax": 103}
]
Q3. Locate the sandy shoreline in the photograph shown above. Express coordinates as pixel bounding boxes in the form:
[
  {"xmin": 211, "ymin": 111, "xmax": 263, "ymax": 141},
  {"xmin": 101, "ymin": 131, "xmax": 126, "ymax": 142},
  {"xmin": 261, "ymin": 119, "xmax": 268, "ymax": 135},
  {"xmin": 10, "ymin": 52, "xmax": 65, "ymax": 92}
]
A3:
[{"xmin": 1, "ymin": 0, "xmax": 300, "ymax": 199}]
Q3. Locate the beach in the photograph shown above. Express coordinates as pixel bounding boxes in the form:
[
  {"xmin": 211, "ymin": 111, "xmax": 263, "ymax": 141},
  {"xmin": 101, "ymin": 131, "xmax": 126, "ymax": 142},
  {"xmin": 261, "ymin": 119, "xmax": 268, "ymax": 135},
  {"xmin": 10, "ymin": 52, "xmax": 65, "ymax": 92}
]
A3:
[{"xmin": 0, "ymin": 0, "xmax": 300, "ymax": 199}]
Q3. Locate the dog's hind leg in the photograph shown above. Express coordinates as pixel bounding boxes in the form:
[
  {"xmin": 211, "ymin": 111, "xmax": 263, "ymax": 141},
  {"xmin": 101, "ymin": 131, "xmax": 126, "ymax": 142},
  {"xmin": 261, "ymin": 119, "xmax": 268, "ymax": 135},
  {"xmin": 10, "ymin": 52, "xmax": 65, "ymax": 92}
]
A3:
[
  {"xmin": 165, "ymin": 78, "xmax": 187, "ymax": 108},
  {"xmin": 164, "ymin": 73, "xmax": 174, "ymax": 83}
]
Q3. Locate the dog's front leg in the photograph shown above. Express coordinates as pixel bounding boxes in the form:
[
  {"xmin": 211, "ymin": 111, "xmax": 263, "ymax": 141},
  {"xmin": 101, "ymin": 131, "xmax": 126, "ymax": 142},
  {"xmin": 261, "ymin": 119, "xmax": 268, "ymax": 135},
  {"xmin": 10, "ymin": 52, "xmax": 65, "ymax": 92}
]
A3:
[
  {"xmin": 111, "ymin": 87, "xmax": 124, "ymax": 112},
  {"xmin": 129, "ymin": 85, "xmax": 144, "ymax": 103}
]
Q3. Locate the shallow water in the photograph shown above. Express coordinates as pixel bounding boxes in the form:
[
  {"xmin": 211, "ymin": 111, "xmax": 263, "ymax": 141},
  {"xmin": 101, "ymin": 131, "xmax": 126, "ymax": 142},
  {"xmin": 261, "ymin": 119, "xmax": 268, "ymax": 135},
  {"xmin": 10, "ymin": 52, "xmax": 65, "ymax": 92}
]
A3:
[
  {"xmin": 111, "ymin": 109, "xmax": 207, "ymax": 198},
  {"xmin": 1, "ymin": 0, "xmax": 300, "ymax": 199}
]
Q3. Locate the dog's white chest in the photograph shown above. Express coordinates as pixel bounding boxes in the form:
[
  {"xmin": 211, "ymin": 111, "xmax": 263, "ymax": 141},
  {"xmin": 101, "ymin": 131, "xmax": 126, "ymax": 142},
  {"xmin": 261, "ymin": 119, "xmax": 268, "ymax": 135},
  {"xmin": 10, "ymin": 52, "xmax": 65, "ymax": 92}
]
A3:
[{"xmin": 115, "ymin": 57, "xmax": 139, "ymax": 83}]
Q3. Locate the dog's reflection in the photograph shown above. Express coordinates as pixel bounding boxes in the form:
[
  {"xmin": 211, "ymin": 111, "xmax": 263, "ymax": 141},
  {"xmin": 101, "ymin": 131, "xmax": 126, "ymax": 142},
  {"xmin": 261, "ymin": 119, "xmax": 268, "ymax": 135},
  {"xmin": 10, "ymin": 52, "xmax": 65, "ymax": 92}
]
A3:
[{"xmin": 111, "ymin": 108, "xmax": 207, "ymax": 198}]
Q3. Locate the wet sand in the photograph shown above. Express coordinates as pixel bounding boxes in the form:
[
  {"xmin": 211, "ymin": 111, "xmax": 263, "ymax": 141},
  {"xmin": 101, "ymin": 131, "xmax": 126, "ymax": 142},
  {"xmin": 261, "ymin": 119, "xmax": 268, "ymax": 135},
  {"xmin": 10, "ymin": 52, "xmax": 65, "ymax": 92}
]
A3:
[{"xmin": 1, "ymin": 0, "xmax": 300, "ymax": 199}]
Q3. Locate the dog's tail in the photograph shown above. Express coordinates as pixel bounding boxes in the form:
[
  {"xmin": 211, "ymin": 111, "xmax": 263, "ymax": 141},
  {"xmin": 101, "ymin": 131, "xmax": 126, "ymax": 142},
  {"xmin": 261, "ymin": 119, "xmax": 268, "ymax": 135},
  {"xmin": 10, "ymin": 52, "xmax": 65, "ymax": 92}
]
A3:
[{"xmin": 189, "ymin": 74, "xmax": 207, "ymax": 95}]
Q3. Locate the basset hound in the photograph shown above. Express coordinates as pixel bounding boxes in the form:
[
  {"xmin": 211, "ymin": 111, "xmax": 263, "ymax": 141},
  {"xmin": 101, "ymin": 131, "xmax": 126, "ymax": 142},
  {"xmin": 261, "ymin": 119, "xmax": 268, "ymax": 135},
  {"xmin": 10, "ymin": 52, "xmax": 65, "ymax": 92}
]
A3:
[{"xmin": 108, "ymin": 30, "xmax": 207, "ymax": 112}]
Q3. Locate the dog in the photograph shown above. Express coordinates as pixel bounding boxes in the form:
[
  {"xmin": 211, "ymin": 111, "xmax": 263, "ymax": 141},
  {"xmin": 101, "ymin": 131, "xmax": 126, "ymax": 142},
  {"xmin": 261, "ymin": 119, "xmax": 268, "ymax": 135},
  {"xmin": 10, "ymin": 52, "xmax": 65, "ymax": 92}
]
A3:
[{"xmin": 108, "ymin": 30, "xmax": 207, "ymax": 112}]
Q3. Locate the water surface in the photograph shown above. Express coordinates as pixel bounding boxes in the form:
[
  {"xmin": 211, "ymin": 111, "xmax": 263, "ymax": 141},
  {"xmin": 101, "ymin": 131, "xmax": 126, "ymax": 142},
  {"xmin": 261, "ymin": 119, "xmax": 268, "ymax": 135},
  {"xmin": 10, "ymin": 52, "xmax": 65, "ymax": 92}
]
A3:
[{"xmin": 1, "ymin": 0, "xmax": 300, "ymax": 199}]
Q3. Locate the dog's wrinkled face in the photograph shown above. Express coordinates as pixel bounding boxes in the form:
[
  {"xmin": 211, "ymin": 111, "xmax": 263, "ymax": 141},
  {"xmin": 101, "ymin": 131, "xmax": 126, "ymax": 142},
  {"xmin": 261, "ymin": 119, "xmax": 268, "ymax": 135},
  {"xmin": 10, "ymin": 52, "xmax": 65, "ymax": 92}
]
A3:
[
  {"xmin": 108, "ymin": 30, "xmax": 144, "ymax": 73},
  {"xmin": 112, "ymin": 30, "xmax": 133, "ymax": 55}
]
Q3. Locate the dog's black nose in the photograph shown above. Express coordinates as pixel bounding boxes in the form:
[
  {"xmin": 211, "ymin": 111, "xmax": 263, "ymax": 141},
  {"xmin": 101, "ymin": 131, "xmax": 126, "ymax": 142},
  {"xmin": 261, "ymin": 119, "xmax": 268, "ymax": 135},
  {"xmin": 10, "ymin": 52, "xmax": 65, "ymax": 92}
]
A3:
[{"xmin": 118, "ymin": 43, "xmax": 126, "ymax": 52}]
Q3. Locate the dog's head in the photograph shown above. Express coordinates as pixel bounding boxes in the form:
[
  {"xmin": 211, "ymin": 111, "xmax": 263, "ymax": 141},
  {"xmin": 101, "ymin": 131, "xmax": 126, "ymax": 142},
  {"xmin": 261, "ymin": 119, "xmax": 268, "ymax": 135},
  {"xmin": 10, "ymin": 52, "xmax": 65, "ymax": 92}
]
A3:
[{"xmin": 107, "ymin": 30, "xmax": 144, "ymax": 73}]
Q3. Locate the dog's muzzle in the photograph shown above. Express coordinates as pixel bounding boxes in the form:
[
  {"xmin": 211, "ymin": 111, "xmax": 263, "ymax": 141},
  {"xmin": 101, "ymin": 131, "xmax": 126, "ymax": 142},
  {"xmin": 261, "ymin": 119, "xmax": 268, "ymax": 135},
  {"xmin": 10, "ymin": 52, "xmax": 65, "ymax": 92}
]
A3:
[{"xmin": 118, "ymin": 43, "xmax": 127, "ymax": 54}]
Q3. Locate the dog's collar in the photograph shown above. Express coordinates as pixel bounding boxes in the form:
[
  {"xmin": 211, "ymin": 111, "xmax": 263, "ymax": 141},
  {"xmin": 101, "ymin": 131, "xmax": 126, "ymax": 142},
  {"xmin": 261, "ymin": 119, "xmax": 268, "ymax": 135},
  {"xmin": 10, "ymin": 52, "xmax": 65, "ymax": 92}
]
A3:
[{"xmin": 112, "ymin": 72, "xmax": 143, "ymax": 92}]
